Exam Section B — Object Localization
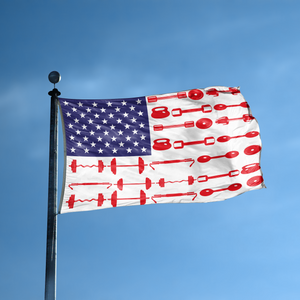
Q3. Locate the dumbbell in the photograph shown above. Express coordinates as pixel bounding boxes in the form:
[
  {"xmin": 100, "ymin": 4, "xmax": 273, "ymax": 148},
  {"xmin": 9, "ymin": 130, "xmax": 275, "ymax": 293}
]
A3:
[
  {"xmin": 69, "ymin": 159, "xmax": 104, "ymax": 173},
  {"xmin": 116, "ymin": 178, "xmax": 152, "ymax": 190},
  {"xmin": 151, "ymin": 191, "xmax": 198, "ymax": 203},
  {"xmin": 157, "ymin": 176, "xmax": 195, "ymax": 187},
  {"xmin": 115, "ymin": 177, "xmax": 173, "ymax": 190},
  {"xmin": 67, "ymin": 193, "xmax": 104, "ymax": 209},
  {"xmin": 109, "ymin": 190, "xmax": 148, "ymax": 207},
  {"xmin": 109, "ymin": 157, "xmax": 146, "ymax": 175}
]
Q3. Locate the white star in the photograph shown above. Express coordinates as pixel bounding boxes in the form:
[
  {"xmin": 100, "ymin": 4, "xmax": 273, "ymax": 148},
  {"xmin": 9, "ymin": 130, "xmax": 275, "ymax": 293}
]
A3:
[
  {"xmin": 126, "ymin": 148, "xmax": 132, "ymax": 153},
  {"xmin": 77, "ymin": 141, "xmax": 82, "ymax": 147},
  {"xmin": 112, "ymin": 148, "xmax": 118, "ymax": 154},
  {"xmin": 74, "ymin": 118, "xmax": 79, "ymax": 123},
  {"xmin": 117, "ymin": 118, "xmax": 122, "ymax": 124},
  {"xmin": 118, "ymin": 130, "xmax": 123, "ymax": 135},
  {"xmin": 141, "ymin": 147, "xmax": 147, "ymax": 152},
  {"xmin": 86, "ymin": 108, "xmax": 91, "ymax": 113},
  {"xmin": 132, "ymin": 129, "xmax": 138, "ymax": 134},
  {"xmin": 115, "ymin": 107, "xmax": 121, "ymax": 112},
  {"xmin": 105, "ymin": 142, "xmax": 110, "ymax": 147},
  {"xmin": 70, "ymin": 147, "xmax": 76, "ymax": 153},
  {"xmin": 131, "ymin": 117, "xmax": 137, "ymax": 123},
  {"xmin": 66, "ymin": 112, "xmax": 71, "ymax": 117},
  {"xmin": 110, "ymin": 124, "xmax": 116, "ymax": 130},
  {"xmin": 121, "ymin": 101, "xmax": 127, "ymax": 106},
  {"xmin": 63, "ymin": 101, "xmax": 69, "ymax": 105},
  {"xmin": 123, "ymin": 112, "xmax": 129, "ymax": 117},
  {"xmin": 101, "ymin": 108, "xmax": 106, "ymax": 113},
  {"xmin": 139, "ymin": 123, "xmax": 145, "ymax": 128},
  {"xmin": 91, "ymin": 142, "xmax": 96, "ymax": 147},
  {"xmin": 78, "ymin": 102, "xmax": 83, "ymax": 107},
  {"xmin": 80, "ymin": 113, "xmax": 86, "ymax": 118},
  {"xmin": 97, "ymin": 136, "xmax": 103, "ymax": 142},
  {"xmin": 68, "ymin": 123, "xmax": 73, "ymax": 129},
  {"xmin": 108, "ymin": 113, "xmax": 114, "ymax": 118},
  {"xmin": 102, "ymin": 119, "xmax": 108, "ymax": 124},
  {"xmin": 90, "ymin": 130, "xmax": 95, "ymax": 135},
  {"xmin": 111, "ymin": 136, "xmax": 117, "ymax": 142},
  {"xmin": 84, "ymin": 148, "xmax": 89, "ymax": 153},
  {"xmin": 104, "ymin": 130, "xmax": 109, "ymax": 135},
  {"xmin": 136, "ymin": 99, "xmax": 142, "ymax": 104},
  {"xmin": 137, "ymin": 111, "xmax": 143, "ymax": 116},
  {"xmin": 124, "ymin": 124, "xmax": 130, "ymax": 129},
  {"xmin": 133, "ymin": 141, "xmax": 139, "ymax": 146},
  {"xmin": 69, "ymin": 135, "xmax": 75, "ymax": 140},
  {"xmin": 76, "ymin": 130, "xmax": 81, "ymax": 135},
  {"xmin": 92, "ymin": 102, "xmax": 97, "ymax": 107},
  {"xmin": 82, "ymin": 125, "xmax": 87, "ymax": 130},
  {"xmin": 140, "ymin": 135, "xmax": 146, "ymax": 140},
  {"xmin": 98, "ymin": 148, "xmax": 103, "ymax": 153},
  {"xmin": 94, "ymin": 113, "xmax": 100, "ymax": 118},
  {"xmin": 83, "ymin": 136, "xmax": 88, "ymax": 141},
  {"xmin": 72, "ymin": 107, "xmax": 77, "ymax": 112},
  {"xmin": 88, "ymin": 119, "xmax": 93, "ymax": 124},
  {"xmin": 125, "ymin": 136, "xmax": 131, "ymax": 141},
  {"xmin": 119, "ymin": 142, "xmax": 124, "ymax": 147},
  {"xmin": 130, "ymin": 105, "xmax": 135, "ymax": 111},
  {"xmin": 96, "ymin": 125, "xmax": 101, "ymax": 130},
  {"xmin": 107, "ymin": 101, "xmax": 112, "ymax": 107}
]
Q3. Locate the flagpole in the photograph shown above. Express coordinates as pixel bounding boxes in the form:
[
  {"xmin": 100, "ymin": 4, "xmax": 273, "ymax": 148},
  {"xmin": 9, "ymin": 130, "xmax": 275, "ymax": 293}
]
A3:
[{"xmin": 45, "ymin": 71, "xmax": 61, "ymax": 300}]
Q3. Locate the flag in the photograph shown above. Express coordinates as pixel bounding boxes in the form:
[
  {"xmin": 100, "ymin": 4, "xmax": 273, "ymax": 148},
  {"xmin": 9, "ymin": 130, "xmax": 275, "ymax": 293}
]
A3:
[{"xmin": 58, "ymin": 86, "xmax": 265, "ymax": 213}]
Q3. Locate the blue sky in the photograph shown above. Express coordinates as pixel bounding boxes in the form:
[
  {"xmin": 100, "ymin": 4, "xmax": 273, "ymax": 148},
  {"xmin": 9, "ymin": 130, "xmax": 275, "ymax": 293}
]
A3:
[{"xmin": 1, "ymin": 0, "xmax": 300, "ymax": 299}]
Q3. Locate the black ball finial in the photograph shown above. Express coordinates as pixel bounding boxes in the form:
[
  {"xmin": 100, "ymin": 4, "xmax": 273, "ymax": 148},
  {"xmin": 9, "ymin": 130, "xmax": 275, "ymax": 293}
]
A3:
[{"xmin": 48, "ymin": 71, "xmax": 61, "ymax": 85}]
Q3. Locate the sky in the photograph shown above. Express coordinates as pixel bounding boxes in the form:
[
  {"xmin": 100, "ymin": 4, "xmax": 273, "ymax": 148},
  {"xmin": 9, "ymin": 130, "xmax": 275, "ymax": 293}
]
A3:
[{"xmin": 1, "ymin": 0, "xmax": 300, "ymax": 299}]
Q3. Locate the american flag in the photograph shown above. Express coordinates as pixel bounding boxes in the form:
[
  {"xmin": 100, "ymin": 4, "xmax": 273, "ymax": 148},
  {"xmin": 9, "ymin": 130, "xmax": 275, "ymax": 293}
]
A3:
[{"xmin": 58, "ymin": 86, "xmax": 265, "ymax": 213}]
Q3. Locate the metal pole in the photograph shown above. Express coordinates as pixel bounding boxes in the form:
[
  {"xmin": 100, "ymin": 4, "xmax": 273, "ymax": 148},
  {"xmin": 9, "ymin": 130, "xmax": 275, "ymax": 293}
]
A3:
[{"xmin": 45, "ymin": 72, "xmax": 61, "ymax": 300}]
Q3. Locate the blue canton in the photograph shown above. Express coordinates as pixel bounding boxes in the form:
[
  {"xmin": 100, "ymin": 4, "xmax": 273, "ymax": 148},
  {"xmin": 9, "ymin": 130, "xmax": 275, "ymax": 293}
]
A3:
[{"xmin": 59, "ymin": 97, "xmax": 151, "ymax": 157}]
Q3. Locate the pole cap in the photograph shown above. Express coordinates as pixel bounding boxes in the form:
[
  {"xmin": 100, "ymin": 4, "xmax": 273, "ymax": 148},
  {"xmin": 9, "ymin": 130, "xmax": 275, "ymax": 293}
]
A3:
[{"xmin": 48, "ymin": 71, "xmax": 61, "ymax": 85}]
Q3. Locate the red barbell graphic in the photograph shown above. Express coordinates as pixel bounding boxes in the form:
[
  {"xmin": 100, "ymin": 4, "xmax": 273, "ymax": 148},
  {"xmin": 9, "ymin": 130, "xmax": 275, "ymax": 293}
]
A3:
[
  {"xmin": 215, "ymin": 114, "xmax": 254, "ymax": 125},
  {"xmin": 197, "ymin": 151, "xmax": 239, "ymax": 163},
  {"xmin": 69, "ymin": 159, "xmax": 104, "ymax": 173},
  {"xmin": 156, "ymin": 170, "xmax": 239, "ymax": 187},
  {"xmin": 152, "ymin": 192, "xmax": 197, "ymax": 202},
  {"xmin": 147, "ymin": 89, "xmax": 204, "ymax": 103},
  {"xmin": 214, "ymin": 101, "xmax": 249, "ymax": 111},
  {"xmin": 153, "ymin": 120, "xmax": 194, "ymax": 131},
  {"xmin": 200, "ymin": 183, "xmax": 242, "ymax": 197},
  {"xmin": 171, "ymin": 104, "xmax": 212, "ymax": 117},
  {"xmin": 149, "ymin": 158, "xmax": 195, "ymax": 170},
  {"xmin": 147, "ymin": 91, "xmax": 187, "ymax": 103},
  {"xmin": 197, "ymin": 170, "xmax": 239, "ymax": 183},
  {"xmin": 173, "ymin": 136, "xmax": 215, "ymax": 149},
  {"xmin": 67, "ymin": 193, "xmax": 105, "ymax": 209},
  {"xmin": 115, "ymin": 178, "xmax": 152, "ymax": 190},
  {"xmin": 109, "ymin": 157, "xmax": 147, "ymax": 175},
  {"xmin": 109, "ymin": 190, "xmax": 150, "ymax": 207},
  {"xmin": 217, "ymin": 131, "xmax": 259, "ymax": 143},
  {"xmin": 153, "ymin": 118, "xmax": 213, "ymax": 131},
  {"xmin": 206, "ymin": 87, "xmax": 240, "ymax": 97},
  {"xmin": 68, "ymin": 182, "xmax": 112, "ymax": 190},
  {"xmin": 151, "ymin": 105, "xmax": 212, "ymax": 119}
]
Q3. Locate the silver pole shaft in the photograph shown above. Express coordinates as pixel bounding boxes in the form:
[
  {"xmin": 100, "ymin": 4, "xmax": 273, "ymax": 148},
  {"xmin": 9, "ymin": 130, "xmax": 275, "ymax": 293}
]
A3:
[{"xmin": 45, "ymin": 88, "xmax": 60, "ymax": 300}]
